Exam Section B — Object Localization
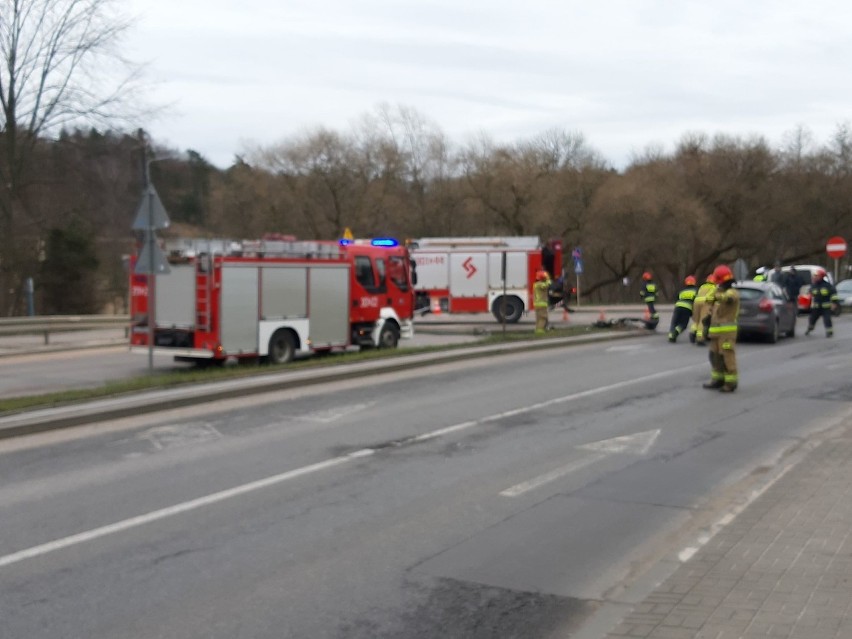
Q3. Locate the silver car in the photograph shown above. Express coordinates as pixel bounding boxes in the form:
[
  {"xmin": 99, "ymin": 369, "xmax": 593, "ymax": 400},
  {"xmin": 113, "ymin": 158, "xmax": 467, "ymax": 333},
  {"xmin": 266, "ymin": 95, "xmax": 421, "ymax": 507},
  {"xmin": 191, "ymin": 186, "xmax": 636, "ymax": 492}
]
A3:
[
  {"xmin": 835, "ymin": 279, "xmax": 852, "ymax": 314},
  {"xmin": 734, "ymin": 281, "xmax": 797, "ymax": 343}
]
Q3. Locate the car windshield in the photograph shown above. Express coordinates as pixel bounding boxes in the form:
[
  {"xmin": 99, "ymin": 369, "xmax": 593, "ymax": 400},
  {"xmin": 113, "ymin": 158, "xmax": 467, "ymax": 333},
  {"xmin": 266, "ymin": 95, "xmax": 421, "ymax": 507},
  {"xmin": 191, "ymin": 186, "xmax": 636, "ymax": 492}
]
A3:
[{"xmin": 836, "ymin": 280, "xmax": 852, "ymax": 293}]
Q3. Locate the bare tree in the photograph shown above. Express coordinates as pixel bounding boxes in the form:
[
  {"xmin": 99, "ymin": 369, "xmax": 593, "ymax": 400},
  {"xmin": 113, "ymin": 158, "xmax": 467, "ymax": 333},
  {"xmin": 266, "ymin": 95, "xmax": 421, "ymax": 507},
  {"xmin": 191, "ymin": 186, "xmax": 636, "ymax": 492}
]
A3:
[{"xmin": 0, "ymin": 0, "xmax": 146, "ymax": 314}]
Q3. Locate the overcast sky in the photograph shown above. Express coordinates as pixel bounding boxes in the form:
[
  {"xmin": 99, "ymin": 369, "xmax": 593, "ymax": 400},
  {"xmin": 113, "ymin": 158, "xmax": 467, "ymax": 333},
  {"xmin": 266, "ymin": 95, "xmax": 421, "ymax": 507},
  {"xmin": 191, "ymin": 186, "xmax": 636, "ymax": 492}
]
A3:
[{"xmin": 125, "ymin": 0, "xmax": 852, "ymax": 169}]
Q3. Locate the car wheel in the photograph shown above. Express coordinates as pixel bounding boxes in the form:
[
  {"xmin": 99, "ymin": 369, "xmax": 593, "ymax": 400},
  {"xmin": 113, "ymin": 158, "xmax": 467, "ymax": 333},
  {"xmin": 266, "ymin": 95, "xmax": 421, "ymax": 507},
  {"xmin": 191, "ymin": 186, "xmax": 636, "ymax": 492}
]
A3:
[{"xmin": 766, "ymin": 319, "xmax": 779, "ymax": 344}]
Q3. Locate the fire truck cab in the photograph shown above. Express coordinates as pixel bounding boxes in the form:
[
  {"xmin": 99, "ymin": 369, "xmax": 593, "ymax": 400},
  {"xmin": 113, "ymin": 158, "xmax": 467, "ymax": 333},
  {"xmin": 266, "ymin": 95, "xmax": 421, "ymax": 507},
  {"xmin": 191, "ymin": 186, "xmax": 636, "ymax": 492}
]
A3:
[{"xmin": 130, "ymin": 237, "xmax": 415, "ymax": 365}]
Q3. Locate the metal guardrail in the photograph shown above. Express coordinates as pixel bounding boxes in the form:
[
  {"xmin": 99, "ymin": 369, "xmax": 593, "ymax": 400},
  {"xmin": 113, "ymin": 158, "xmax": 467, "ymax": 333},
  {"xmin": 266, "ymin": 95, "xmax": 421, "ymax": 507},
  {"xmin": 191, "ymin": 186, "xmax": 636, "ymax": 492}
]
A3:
[{"xmin": 0, "ymin": 315, "xmax": 130, "ymax": 344}]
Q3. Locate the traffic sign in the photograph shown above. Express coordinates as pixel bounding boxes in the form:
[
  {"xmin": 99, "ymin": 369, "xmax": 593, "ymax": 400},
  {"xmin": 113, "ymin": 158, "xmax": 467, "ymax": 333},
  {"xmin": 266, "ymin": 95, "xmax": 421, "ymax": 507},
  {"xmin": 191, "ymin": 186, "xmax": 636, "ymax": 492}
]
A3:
[
  {"xmin": 826, "ymin": 236, "xmax": 847, "ymax": 259},
  {"xmin": 132, "ymin": 185, "xmax": 171, "ymax": 231}
]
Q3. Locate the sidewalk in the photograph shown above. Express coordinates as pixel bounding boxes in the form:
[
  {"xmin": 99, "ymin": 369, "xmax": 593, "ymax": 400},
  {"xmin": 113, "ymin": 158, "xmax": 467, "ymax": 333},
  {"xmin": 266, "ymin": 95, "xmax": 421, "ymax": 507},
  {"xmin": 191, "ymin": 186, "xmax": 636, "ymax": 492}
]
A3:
[{"xmin": 600, "ymin": 420, "xmax": 852, "ymax": 639}]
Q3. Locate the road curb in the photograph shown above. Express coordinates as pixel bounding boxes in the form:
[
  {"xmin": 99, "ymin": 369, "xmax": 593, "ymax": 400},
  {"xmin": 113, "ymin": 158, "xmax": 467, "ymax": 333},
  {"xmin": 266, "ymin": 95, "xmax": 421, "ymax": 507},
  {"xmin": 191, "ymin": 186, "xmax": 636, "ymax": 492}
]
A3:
[{"xmin": 0, "ymin": 328, "xmax": 650, "ymax": 440}]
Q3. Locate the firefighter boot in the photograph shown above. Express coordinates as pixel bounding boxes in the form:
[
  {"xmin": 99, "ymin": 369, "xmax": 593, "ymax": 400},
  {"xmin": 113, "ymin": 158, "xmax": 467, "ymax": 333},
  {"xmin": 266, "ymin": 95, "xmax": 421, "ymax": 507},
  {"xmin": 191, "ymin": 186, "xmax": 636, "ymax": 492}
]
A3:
[
  {"xmin": 805, "ymin": 325, "xmax": 813, "ymax": 335},
  {"xmin": 719, "ymin": 384, "xmax": 737, "ymax": 393},
  {"xmin": 703, "ymin": 380, "xmax": 724, "ymax": 389}
]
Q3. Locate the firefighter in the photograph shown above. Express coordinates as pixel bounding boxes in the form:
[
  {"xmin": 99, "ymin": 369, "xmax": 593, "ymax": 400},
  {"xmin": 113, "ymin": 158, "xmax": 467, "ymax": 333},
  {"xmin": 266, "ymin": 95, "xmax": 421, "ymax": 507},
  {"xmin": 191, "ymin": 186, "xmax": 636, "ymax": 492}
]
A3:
[
  {"xmin": 668, "ymin": 275, "xmax": 697, "ymax": 342},
  {"xmin": 703, "ymin": 264, "xmax": 740, "ymax": 392},
  {"xmin": 690, "ymin": 273, "xmax": 716, "ymax": 345},
  {"xmin": 533, "ymin": 270, "xmax": 551, "ymax": 333},
  {"xmin": 805, "ymin": 268, "xmax": 839, "ymax": 337},
  {"xmin": 639, "ymin": 271, "xmax": 659, "ymax": 329}
]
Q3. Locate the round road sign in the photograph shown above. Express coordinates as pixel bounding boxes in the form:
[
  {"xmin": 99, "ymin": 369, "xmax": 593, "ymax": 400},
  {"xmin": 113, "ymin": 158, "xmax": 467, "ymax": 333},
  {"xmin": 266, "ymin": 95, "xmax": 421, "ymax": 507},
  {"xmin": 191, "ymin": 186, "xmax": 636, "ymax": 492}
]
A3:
[{"xmin": 826, "ymin": 236, "xmax": 847, "ymax": 259}]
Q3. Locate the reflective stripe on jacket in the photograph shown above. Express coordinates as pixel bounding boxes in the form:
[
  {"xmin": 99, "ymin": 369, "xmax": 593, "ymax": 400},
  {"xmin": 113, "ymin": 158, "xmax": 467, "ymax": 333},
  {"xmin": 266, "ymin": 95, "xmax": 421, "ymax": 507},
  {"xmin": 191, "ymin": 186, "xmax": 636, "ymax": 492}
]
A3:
[
  {"xmin": 640, "ymin": 282, "xmax": 657, "ymax": 302},
  {"xmin": 809, "ymin": 281, "xmax": 839, "ymax": 309},
  {"xmin": 709, "ymin": 286, "xmax": 739, "ymax": 336},
  {"xmin": 675, "ymin": 286, "xmax": 697, "ymax": 311}
]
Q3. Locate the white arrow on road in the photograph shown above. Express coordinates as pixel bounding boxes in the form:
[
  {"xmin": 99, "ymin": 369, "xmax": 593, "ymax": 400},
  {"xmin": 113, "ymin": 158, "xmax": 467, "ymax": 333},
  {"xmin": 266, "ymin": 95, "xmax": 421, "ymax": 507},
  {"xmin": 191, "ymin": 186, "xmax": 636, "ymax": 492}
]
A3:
[{"xmin": 500, "ymin": 429, "xmax": 660, "ymax": 497}]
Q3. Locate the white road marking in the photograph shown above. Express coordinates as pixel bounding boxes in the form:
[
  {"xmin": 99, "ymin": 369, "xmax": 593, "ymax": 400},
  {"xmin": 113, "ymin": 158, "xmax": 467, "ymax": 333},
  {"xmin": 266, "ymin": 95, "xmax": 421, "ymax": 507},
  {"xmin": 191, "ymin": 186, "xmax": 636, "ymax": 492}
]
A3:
[
  {"xmin": 138, "ymin": 422, "xmax": 221, "ymax": 450},
  {"xmin": 676, "ymin": 461, "xmax": 798, "ymax": 564},
  {"xmin": 0, "ymin": 363, "xmax": 701, "ymax": 568},
  {"xmin": 605, "ymin": 344, "xmax": 646, "ymax": 352},
  {"xmin": 578, "ymin": 429, "xmax": 661, "ymax": 455},
  {"xmin": 0, "ymin": 453, "xmax": 357, "ymax": 569},
  {"xmin": 302, "ymin": 402, "xmax": 375, "ymax": 423},
  {"xmin": 501, "ymin": 430, "xmax": 662, "ymax": 497},
  {"xmin": 500, "ymin": 454, "xmax": 606, "ymax": 497}
]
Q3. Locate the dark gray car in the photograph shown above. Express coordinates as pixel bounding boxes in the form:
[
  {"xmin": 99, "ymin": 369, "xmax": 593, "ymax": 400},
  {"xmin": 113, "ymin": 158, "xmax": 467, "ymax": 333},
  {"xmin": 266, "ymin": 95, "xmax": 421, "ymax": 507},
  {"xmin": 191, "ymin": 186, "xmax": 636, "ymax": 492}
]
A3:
[{"xmin": 735, "ymin": 281, "xmax": 797, "ymax": 343}]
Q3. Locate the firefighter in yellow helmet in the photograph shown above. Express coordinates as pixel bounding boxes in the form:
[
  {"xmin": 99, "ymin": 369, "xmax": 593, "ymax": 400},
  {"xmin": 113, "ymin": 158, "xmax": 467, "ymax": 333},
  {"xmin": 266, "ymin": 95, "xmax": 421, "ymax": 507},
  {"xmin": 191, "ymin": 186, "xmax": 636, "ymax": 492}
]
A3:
[
  {"xmin": 668, "ymin": 275, "xmax": 697, "ymax": 342},
  {"xmin": 533, "ymin": 269, "xmax": 552, "ymax": 333},
  {"xmin": 703, "ymin": 264, "xmax": 740, "ymax": 392},
  {"xmin": 690, "ymin": 273, "xmax": 717, "ymax": 345}
]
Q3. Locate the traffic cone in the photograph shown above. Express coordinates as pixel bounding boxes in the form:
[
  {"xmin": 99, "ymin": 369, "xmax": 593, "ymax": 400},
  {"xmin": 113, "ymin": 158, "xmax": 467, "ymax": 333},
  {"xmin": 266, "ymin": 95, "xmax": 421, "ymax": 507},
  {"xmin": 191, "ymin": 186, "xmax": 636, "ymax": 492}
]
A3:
[
  {"xmin": 430, "ymin": 297, "xmax": 442, "ymax": 315},
  {"xmin": 598, "ymin": 310, "xmax": 606, "ymax": 322}
]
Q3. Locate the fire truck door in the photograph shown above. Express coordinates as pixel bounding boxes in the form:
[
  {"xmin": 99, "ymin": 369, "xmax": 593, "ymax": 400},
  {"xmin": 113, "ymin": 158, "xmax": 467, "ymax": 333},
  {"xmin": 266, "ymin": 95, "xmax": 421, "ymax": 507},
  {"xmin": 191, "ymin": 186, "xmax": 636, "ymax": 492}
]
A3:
[
  {"xmin": 411, "ymin": 252, "xmax": 448, "ymax": 291},
  {"xmin": 487, "ymin": 251, "xmax": 528, "ymax": 289},
  {"xmin": 449, "ymin": 252, "xmax": 487, "ymax": 297},
  {"xmin": 308, "ymin": 265, "xmax": 349, "ymax": 346},
  {"xmin": 155, "ymin": 265, "xmax": 196, "ymax": 327},
  {"xmin": 221, "ymin": 266, "xmax": 259, "ymax": 354}
]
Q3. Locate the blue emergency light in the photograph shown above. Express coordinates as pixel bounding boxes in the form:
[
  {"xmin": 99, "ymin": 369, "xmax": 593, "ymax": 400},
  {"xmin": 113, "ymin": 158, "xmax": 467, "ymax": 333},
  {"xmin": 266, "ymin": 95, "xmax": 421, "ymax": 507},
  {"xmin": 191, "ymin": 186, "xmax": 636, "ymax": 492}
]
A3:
[{"xmin": 371, "ymin": 238, "xmax": 399, "ymax": 247}]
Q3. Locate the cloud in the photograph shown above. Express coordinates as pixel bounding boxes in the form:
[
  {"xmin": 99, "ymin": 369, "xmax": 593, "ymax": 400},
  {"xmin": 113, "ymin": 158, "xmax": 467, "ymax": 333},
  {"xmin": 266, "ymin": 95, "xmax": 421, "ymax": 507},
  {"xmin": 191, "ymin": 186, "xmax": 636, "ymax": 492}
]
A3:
[{"xmin": 126, "ymin": 0, "xmax": 852, "ymax": 168}]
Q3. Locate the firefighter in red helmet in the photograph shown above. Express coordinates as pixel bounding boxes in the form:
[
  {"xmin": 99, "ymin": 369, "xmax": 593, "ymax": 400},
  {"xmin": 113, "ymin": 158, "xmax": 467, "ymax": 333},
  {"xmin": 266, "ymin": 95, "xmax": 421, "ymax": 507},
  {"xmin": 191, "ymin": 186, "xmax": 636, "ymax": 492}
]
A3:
[
  {"xmin": 533, "ymin": 269, "xmax": 552, "ymax": 333},
  {"xmin": 703, "ymin": 264, "xmax": 740, "ymax": 392},
  {"xmin": 639, "ymin": 271, "xmax": 659, "ymax": 330},
  {"xmin": 668, "ymin": 275, "xmax": 697, "ymax": 342},
  {"xmin": 804, "ymin": 268, "xmax": 839, "ymax": 337}
]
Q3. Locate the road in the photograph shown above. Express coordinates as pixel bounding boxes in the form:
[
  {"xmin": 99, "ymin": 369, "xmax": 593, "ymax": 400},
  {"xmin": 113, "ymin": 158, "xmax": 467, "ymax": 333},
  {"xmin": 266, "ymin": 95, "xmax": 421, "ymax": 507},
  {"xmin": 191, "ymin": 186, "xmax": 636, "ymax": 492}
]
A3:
[
  {"xmin": 2, "ymin": 320, "xmax": 850, "ymax": 638},
  {"xmin": 0, "ymin": 308, "xmax": 662, "ymax": 399}
]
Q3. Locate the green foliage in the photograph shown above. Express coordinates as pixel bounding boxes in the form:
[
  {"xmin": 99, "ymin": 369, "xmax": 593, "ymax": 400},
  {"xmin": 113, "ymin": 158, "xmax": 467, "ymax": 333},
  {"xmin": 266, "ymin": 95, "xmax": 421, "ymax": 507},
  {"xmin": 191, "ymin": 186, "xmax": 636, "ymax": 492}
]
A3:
[{"xmin": 40, "ymin": 219, "xmax": 101, "ymax": 314}]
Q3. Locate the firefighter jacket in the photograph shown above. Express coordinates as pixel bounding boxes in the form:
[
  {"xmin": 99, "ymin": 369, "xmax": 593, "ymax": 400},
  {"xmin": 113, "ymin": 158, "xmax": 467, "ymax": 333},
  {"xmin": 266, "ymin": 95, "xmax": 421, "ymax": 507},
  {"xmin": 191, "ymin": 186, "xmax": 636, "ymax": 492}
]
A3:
[
  {"xmin": 639, "ymin": 281, "xmax": 657, "ymax": 303},
  {"xmin": 533, "ymin": 279, "xmax": 551, "ymax": 309},
  {"xmin": 692, "ymin": 281, "xmax": 716, "ymax": 325},
  {"xmin": 708, "ymin": 285, "xmax": 740, "ymax": 338},
  {"xmin": 675, "ymin": 285, "xmax": 697, "ymax": 311},
  {"xmin": 809, "ymin": 279, "xmax": 839, "ymax": 309}
]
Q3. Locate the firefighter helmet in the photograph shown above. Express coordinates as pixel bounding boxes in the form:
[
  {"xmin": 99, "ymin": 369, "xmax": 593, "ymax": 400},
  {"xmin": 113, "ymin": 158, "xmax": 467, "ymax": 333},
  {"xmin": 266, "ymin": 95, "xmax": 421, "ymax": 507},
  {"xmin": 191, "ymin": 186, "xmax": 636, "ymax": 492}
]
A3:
[
  {"xmin": 642, "ymin": 271, "xmax": 652, "ymax": 281},
  {"xmin": 706, "ymin": 273, "xmax": 716, "ymax": 284},
  {"xmin": 684, "ymin": 275, "xmax": 696, "ymax": 286},
  {"xmin": 535, "ymin": 270, "xmax": 549, "ymax": 281},
  {"xmin": 713, "ymin": 264, "xmax": 734, "ymax": 283},
  {"xmin": 814, "ymin": 267, "xmax": 827, "ymax": 280}
]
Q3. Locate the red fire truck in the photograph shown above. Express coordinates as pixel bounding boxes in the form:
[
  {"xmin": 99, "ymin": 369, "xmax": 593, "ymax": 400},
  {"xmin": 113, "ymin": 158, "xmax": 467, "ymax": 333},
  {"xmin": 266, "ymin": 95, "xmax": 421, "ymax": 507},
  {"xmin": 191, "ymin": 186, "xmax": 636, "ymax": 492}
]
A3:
[
  {"xmin": 129, "ymin": 237, "xmax": 415, "ymax": 364},
  {"xmin": 406, "ymin": 236, "xmax": 563, "ymax": 323}
]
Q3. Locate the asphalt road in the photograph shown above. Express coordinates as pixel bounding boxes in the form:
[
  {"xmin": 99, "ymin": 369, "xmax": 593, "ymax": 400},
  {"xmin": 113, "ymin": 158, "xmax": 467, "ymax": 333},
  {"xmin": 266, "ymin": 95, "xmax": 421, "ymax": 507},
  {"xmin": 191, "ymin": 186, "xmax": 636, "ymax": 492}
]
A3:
[
  {"xmin": 0, "ymin": 308, "xmax": 664, "ymax": 399},
  {"xmin": 2, "ymin": 317, "xmax": 850, "ymax": 638}
]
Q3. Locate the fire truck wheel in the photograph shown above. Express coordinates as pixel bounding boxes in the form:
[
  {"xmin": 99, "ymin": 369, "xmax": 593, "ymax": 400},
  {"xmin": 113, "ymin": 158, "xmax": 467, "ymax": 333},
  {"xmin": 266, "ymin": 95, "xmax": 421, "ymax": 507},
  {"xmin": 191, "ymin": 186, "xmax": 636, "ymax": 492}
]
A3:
[
  {"xmin": 491, "ymin": 295, "xmax": 524, "ymax": 323},
  {"xmin": 268, "ymin": 329, "xmax": 296, "ymax": 364},
  {"xmin": 378, "ymin": 323, "xmax": 400, "ymax": 349}
]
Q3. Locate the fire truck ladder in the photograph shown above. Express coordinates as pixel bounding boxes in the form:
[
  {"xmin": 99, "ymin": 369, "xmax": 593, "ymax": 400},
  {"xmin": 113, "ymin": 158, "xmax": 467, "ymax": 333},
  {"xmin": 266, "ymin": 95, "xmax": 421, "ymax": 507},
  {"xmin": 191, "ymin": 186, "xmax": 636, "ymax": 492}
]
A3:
[{"xmin": 196, "ymin": 257, "xmax": 213, "ymax": 331}]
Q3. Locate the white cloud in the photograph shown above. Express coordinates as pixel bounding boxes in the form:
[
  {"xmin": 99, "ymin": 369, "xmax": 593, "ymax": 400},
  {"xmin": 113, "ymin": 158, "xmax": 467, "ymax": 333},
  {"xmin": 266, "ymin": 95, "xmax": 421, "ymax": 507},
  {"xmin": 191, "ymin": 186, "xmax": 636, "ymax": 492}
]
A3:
[{"xmin": 125, "ymin": 0, "xmax": 852, "ymax": 168}]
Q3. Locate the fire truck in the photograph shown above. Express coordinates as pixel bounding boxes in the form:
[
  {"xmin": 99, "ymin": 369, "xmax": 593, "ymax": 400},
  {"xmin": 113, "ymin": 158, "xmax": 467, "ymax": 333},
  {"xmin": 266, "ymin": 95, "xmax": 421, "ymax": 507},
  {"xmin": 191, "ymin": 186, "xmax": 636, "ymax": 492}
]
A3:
[
  {"xmin": 406, "ymin": 236, "xmax": 563, "ymax": 323},
  {"xmin": 129, "ymin": 237, "xmax": 415, "ymax": 364}
]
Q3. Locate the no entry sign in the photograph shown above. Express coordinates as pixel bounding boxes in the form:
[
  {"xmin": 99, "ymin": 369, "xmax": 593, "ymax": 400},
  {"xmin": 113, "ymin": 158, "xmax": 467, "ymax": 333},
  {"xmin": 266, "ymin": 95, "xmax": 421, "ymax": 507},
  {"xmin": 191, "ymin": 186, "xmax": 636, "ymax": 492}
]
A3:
[{"xmin": 826, "ymin": 236, "xmax": 847, "ymax": 259}]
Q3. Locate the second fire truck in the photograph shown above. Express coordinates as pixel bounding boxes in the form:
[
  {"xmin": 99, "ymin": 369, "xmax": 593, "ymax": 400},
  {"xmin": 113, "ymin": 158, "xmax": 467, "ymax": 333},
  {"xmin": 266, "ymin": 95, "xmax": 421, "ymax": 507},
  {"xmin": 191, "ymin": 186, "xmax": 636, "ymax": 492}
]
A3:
[
  {"xmin": 406, "ymin": 236, "xmax": 563, "ymax": 323},
  {"xmin": 130, "ymin": 237, "xmax": 415, "ymax": 364}
]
